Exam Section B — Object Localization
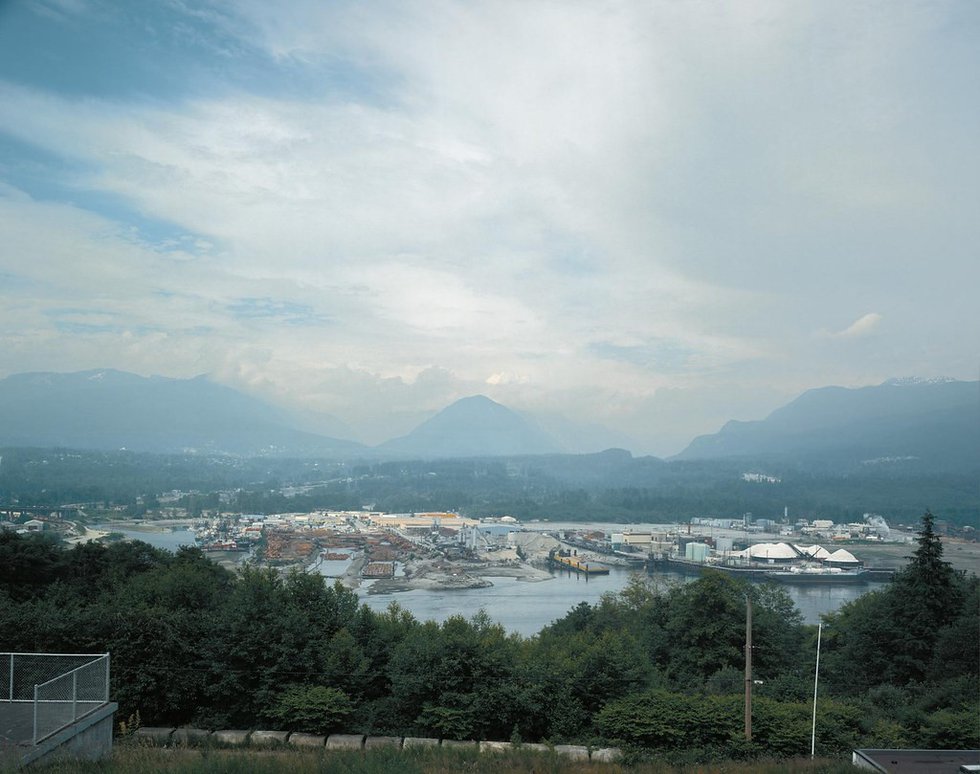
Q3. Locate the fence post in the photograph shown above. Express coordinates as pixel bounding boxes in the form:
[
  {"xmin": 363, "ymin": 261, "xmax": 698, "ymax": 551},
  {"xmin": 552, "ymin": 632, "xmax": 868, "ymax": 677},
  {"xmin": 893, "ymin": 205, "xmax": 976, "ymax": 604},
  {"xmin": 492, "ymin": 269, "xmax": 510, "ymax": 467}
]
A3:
[
  {"xmin": 104, "ymin": 653, "xmax": 110, "ymax": 703},
  {"xmin": 7, "ymin": 654, "xmax": 12, "ymax": 701},
  {"xmin": 72, "ymin": 670, "xmax": 78, "ymax": 720},
  {"xmin": 33, "ymin": 683, "xmax": 39, "ymax": 745}
]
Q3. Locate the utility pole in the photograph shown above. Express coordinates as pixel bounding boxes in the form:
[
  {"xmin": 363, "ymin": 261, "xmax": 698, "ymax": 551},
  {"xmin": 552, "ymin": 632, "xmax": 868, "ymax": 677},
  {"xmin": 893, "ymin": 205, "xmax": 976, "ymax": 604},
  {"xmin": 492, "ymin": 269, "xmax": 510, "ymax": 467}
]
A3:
[
  {"xmin": 811, "ymin": 622, "xmax": 823, "ymax": 758},
  {"xmin": 744, "ymin": 593, "xmax": 752, "ymax": 741}
]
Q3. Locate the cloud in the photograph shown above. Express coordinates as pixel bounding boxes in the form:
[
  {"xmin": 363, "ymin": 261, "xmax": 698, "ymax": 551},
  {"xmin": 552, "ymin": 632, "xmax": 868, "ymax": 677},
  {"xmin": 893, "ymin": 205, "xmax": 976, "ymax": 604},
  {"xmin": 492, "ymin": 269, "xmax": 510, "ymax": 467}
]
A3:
[
  {"xmin": 0, "ymin": 1, "xmax": 978, "ymax": 451},
  {"xmin": 829, "ymin": 313, "xmax": 883, "ymax": 339},
  {"xmin": 485, "ymin": 371, "xmax": 529, "ymax": 386}
]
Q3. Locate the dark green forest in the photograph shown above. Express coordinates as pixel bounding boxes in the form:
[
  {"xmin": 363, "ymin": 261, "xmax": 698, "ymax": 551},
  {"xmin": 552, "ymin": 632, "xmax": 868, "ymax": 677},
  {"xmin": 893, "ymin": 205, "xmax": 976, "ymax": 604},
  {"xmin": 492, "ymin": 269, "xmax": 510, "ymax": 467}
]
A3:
[
  {"xmin": 1, "ymin": 447, "xmax": 976, "ymax": 527},
  {"xmin": 1, "ymin": 514, "xmax": 976, "ymax": 763}
]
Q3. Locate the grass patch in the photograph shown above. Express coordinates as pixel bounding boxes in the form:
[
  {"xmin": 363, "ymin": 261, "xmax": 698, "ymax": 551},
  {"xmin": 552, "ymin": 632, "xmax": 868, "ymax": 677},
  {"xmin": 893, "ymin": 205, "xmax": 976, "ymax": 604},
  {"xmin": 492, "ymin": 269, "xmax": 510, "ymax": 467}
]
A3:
[{"xmin": 27, "ymin": 744, "xmax": 859, "ymax": 773}]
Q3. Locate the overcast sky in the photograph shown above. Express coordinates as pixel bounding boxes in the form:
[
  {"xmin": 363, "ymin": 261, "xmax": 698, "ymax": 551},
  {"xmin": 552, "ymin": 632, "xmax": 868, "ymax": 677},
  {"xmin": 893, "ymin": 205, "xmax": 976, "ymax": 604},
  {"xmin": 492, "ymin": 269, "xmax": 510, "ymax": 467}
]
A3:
[{"xmin": 0, "ymin": 0, "xmax": 977, "ymax": 455}]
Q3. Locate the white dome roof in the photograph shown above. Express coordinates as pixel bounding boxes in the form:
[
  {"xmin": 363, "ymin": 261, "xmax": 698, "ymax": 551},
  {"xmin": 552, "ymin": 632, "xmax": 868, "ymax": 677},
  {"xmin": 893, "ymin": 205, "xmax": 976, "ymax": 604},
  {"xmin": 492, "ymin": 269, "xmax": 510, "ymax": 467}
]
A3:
[
  {"xmin": 747, "ymin": 542, "xmax": 797, "ymax": 560},
  {"xmin": 827, "ymin": 548, "xmax": 859, "ymax": 564}
]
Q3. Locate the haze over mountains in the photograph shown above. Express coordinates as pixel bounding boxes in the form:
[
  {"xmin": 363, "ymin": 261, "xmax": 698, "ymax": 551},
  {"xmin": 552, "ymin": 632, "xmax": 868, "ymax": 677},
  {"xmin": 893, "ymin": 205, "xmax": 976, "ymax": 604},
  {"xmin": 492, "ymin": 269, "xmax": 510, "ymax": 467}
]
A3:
[
  {"xmin": 676, "ymin": 378, "xmax": 979, "ymax": 472},
  {"xmin": 377, "ymin": 395, "xmax": 558, "ymax": 458},
  {"xmin": 0, "ymin": 370, "xmax": 976, "ymax": 471},
  {"xmin": 0, "ymin": 370, "xmax": 364, "ymax": 457}
]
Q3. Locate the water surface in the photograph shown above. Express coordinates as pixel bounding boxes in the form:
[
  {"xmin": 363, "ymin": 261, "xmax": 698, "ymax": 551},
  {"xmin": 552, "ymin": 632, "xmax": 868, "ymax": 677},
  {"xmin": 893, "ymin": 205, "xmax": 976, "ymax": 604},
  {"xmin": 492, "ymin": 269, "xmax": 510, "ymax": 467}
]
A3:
[{"xmin": 101, "ymin": 524, "xmax": 884, "ymax": 635}]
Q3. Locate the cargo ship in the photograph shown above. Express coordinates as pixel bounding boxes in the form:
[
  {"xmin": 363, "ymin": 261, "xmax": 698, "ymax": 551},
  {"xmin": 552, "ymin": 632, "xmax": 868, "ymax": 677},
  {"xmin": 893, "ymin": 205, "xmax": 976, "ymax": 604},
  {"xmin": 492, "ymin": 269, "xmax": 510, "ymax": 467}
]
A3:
[
  {"xmin": 647, "ymin": 554, "xmax": 894, "ymax": 584},
  {"xmin": 765, "ymin": 565, "xmax": 870, "ymax": 584}
]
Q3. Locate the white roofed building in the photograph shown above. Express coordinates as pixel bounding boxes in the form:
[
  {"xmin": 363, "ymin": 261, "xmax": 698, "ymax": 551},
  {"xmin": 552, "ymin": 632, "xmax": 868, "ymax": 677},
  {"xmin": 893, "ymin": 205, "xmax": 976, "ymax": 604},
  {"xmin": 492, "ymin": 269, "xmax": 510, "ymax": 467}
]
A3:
[
  {"xmin": 740, "ymin": 542, "xmax": 798, "ymax": 564},
  {"xmin": 826, "ymin": 548, "xmax": 861, "ymax": 567}
]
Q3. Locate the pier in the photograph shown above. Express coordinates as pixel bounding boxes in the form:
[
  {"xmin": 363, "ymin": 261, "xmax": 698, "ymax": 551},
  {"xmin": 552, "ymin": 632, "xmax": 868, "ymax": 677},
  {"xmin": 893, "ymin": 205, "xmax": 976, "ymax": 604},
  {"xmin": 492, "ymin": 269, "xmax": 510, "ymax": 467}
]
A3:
[{"xmin": 549, "ymin": 554, "xmax": 610, "ymax": 575}]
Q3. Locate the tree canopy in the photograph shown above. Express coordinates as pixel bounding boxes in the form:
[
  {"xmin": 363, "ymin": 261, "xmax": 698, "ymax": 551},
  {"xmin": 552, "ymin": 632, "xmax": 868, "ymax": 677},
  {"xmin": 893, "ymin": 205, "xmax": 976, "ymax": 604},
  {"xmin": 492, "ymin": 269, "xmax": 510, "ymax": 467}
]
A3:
[{"xmin": 1, "ymin": 511, "xmax": 976, "ymax": 761}]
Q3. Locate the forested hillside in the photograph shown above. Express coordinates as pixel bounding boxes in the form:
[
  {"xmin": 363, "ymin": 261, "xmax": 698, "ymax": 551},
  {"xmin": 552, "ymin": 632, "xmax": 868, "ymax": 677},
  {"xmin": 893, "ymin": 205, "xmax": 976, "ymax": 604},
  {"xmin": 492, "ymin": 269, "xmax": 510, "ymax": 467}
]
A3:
[
  {"xmin": 1, "ymin": 514, "xmax": 975, "ymax": 763},
  {"xmin": 2, "ymin": 447, "xmax": 977, "ymax": 527}
]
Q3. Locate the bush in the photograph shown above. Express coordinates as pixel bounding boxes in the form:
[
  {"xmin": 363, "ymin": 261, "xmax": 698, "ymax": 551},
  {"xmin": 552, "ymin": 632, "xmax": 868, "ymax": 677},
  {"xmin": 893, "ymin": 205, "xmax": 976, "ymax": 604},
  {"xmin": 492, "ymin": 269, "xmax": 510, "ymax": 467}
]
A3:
[
  {"xmin": 597, "ymin": 690, "xmax": 737, "ymax": 749},
  {"xmin": 265, "ymin": 685, "xmax": 353, "ymax": 735}
]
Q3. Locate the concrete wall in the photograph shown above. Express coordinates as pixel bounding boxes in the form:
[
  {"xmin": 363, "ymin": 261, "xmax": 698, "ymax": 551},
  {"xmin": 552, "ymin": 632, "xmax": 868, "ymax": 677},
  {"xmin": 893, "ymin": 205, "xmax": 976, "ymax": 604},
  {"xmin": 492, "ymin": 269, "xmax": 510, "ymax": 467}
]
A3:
[{"xmin": 22, "ymin": 702, "xmax": 117, "ymax": 768}]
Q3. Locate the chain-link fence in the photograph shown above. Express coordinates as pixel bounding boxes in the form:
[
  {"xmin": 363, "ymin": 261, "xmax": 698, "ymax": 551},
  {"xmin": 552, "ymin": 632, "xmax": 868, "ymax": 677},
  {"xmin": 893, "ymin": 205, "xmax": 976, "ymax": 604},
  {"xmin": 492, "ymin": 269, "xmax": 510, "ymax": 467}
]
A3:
[{"xmin": 1, "ymin": 653, "xmax": 109, "ymax": 744}]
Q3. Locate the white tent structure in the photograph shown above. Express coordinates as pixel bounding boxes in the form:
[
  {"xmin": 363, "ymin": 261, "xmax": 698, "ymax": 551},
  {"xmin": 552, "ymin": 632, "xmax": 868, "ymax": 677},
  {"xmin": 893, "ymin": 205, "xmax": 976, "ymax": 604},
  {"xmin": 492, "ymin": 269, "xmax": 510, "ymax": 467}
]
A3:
[
  {"xmin": 741, "ymin": 542, "xmax": 798, "ymax": 564},
  {"xmin": 825, "ymin": 548, "xmax": 861, "ymax": 567}
]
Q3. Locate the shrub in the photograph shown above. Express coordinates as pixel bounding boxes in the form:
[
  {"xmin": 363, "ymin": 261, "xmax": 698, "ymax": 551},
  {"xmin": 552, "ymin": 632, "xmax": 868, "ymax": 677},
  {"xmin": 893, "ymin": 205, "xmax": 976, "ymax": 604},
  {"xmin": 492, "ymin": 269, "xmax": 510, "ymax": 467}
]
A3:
[{"xmin": 265, "ymin": 685, "xmax": 353, "ymax": 735}]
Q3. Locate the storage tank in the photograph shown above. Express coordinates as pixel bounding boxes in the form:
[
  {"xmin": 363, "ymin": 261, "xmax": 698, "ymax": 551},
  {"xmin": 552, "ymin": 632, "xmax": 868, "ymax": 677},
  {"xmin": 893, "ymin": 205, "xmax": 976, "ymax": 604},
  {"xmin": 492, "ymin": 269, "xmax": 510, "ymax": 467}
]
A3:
[
  {"xmin": 685, "ymin": 542, "xmax": 710, "ymax": 562},
  {"xmin": 715, "ymin": 537, "xmax": 734, "ymax": 553}
]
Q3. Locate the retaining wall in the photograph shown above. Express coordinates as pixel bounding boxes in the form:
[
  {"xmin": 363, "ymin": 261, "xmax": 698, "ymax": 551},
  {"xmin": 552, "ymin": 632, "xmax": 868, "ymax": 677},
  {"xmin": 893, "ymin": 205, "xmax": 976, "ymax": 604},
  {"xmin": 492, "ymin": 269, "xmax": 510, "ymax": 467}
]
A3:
[{"xmin": 20, "ymin": 702, "xmax": 118, "ymax": 769}]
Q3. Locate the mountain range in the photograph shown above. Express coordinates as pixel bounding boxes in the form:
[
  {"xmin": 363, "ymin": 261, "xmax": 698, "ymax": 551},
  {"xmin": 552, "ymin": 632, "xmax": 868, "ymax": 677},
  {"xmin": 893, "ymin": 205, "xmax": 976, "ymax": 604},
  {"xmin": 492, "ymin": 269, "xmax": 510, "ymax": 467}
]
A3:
[
  {"xmin": 0, "ymin": 370, "xmax": 365, "ymax": 457},
  {"xmin": 675, "ymin": 377, "xmax": 979, "ymax": 471},
  {"xmin": 0, "ymin": 370, "xmax": 976, "ymax": 470}
]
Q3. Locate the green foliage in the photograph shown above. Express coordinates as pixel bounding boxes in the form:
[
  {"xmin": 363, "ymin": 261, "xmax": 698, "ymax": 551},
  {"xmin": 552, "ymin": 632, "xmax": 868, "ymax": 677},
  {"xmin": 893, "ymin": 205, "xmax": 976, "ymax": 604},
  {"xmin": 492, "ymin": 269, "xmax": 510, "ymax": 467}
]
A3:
[
  {"xmin": 823, "ymin": 512, "xmax": 978, "ymax": 695},
  {"xmin": 599, "ymin": 691, "xmax": 865, "ymax": 759},
  {"xmin": 385, "ymin": 612, "xmax": 526, "ymax": 740},
  {"xmin": 661, "ymin": 572, "xmax": 746, "ymax": 686},
  {"xmin": 913, "ymin": 707, "xmax": 980, "ymax": 749},
  {"xmin": 705, "ymin": 666, "xmax": 743, "ymax": 695},
  {"xmin": 597, "ymin": 690, "xmax": 737, "ymax": 749},
  {"xmin": 0, "ymin": 530, "xmax": 66, "ymax": 600},
  {"xmin": 4, "ymin": 445, "xmax": 978, "ymax": 527},
  {"xmin": 265, "ymin": 685, "xmax": 353, "ymax": 734},
  {"xmin": 416, "ymin": 702, "xmax": 477, "ymax": 740},
  {"xmin": 0, "ymin": 512, "xmax": 975, "ymax": 763}
]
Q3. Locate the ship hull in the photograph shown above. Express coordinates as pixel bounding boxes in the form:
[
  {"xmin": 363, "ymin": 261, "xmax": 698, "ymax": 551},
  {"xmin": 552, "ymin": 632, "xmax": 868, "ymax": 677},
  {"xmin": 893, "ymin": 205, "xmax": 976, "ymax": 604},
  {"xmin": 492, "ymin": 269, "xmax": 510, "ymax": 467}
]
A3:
[{"xmin": 648, "ymin": 556, "xmax": 892, "ymax": 584}]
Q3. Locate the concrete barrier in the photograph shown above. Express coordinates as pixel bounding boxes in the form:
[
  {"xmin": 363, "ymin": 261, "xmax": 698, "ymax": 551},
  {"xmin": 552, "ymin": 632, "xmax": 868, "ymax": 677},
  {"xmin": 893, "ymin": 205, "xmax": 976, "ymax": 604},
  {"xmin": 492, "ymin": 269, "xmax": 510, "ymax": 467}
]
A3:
[
  {"xmin": 591, "ymin": 747, "xmax": 623, "ymax": 762},
  {"xmin": 288, "ymin": 732, "xmax": 326, "ymax": 748},
  {"xmin": 128, "ymin": 725, "xmax": 623, "ymax": 764},
  {"xmin": 402, "ymin": 736, "xmax": 439, "ymax": 748},
  {"xmin": 212, "ymin": 730, "xmax": 250, "ymax": 746},
  {"xmin": 554, "ymin": 744, "xmax": 589, "ymax": 760},
  {"xmin": 133, "ymin": 727, "xmax": 174, "ymax": 745},
  {"xmin": 521, "ymin": 743, "xmax": 550, "ymax": 753},
  {"xmin": 326, "ymin": 733, "xmax": 364, "ymax": 750},
  {"xmin": 251, "ymin": 730, "xmax": 289, "ymax": 746},
  {"xmin": 172, "ymin": 727, "xmax": 211, "ymax": 745},
  {"xmin": 479, "ymin": 741, "xmax": 513, "ymax": 754},
  {"xmin": 364, "ymin": 735, "xmax": 402, "ymax": 748}
]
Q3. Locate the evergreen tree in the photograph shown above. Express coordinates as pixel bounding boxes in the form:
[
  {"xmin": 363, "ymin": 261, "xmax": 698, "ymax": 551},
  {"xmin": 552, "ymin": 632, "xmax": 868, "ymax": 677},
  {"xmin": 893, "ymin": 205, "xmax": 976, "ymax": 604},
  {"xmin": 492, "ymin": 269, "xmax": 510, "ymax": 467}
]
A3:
[
  {"xmin": 824, "ymin": 511, "xmax": 970, "ymax": 693},
  {"xmin": 890, "ymin": 510, "xmax": 963, "ymax": 683}
]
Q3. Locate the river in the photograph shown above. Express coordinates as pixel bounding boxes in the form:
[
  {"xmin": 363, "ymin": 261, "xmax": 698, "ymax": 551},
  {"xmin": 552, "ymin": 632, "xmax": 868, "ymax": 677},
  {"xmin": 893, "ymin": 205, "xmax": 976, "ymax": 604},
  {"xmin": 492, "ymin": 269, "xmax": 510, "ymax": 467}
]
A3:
[
  {"xmin": 99, "ymin": 524, "xmax": 885, "ymax": 636},
  {"xmin": 358, "ymin": 566, "xmax": 885, "ymax": 635}
]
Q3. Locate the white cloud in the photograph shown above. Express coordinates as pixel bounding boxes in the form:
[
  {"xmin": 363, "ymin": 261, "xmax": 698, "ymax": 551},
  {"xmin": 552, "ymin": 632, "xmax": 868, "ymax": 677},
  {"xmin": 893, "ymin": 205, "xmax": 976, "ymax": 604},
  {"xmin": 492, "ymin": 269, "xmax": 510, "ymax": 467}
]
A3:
[
  {"xmin": 827, "ymin": 313, "xmax": 883, "ymax": 339},
  {"xmin": 0, "ymin": 1, "xmax": 978, "ymax": 450}
]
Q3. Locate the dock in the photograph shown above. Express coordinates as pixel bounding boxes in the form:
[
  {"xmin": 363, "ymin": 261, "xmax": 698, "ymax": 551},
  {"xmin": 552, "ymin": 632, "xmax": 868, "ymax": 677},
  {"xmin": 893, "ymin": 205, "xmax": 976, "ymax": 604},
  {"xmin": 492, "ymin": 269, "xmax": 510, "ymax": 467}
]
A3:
[{"xmin": 550, "ymin": 555, "xmax": 610, "ymax": 575}]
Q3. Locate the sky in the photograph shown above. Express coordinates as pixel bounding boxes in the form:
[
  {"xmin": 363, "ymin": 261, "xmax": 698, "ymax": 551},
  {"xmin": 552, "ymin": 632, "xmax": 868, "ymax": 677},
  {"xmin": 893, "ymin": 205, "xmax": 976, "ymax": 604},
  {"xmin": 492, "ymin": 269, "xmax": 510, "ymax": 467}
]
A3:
[{"xmin": 0, "ymin": 0, "xmax": 977, "ymax": 456}]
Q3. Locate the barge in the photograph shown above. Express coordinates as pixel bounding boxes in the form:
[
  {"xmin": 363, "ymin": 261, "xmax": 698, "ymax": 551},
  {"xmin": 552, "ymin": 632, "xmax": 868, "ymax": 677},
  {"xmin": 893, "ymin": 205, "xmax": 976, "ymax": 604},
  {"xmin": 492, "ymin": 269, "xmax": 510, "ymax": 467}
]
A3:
[{"xmin": 647, "ymin": 555, "xmax": 894, "ymax": 584}]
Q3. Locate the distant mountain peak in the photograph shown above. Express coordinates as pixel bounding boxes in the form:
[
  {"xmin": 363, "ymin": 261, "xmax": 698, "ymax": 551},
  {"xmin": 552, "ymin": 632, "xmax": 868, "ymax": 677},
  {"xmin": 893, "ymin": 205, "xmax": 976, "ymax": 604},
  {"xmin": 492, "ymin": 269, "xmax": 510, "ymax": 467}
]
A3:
[
  {"xmin": 0, "ymin": 368, "xmax": 364, "ymax": 457},
  {"xmin": 674, "ymin": 378, "xmax": 979, "ymax": 472},
  {"xmin": 379, "ymin": 394, "xmax": 558, "ymax": 458},
  {"xmin": 882, "ymin": 376, "xmax": 958, "ymax": 387},
  {"xmin": 449, "ymin": 394, "xmax": 499, "ymax": 407}
]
